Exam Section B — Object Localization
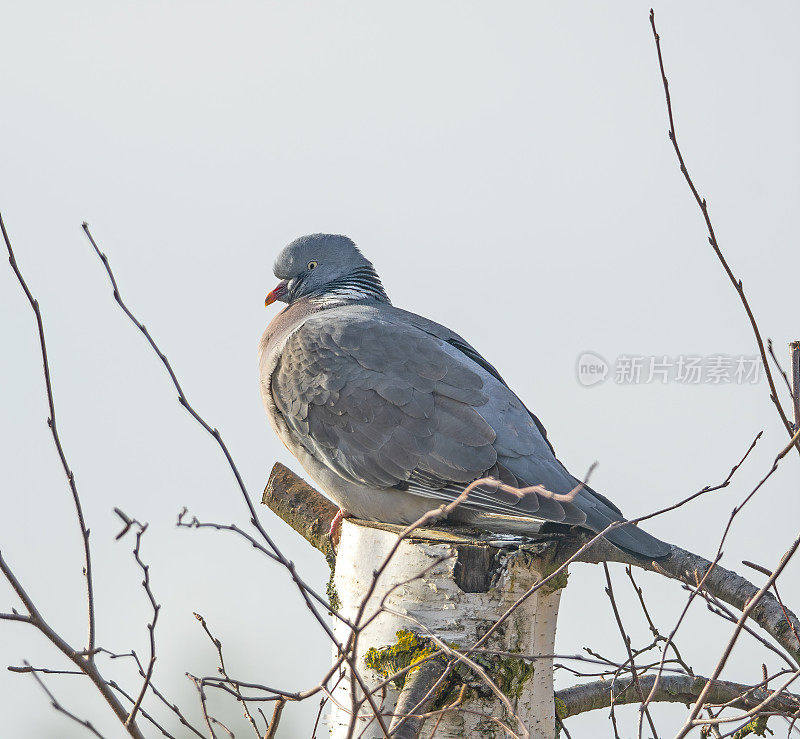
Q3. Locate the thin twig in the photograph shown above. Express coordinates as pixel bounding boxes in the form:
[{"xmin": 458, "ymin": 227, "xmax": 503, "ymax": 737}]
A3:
[
  {"xmin": 114, "ymin": 510, "xmax": 161, "ymax": 728},
  {"xmin": 791, "ymin": 341, "xmax": 800, "ymax": 430},
  {"xmin": 1, "ymin": 214, "xmax": 145, "ymax": 739},
  {"xmin": 24, "ymin": 661, "xmax": 106, "ymax": 738},
  {"xmin": 602, "ymin": 563, "xmax": 660, "ymax": 738},
  {"xmin": 2, "ymin": 212, "xmax": 96, "ymax": 656},
  {"xmin": 768, "ymin": 339, "xmax": 795, "ymax": 409},
  {"xmin": 648, "ymin": 9, "xmax": 799, "ymax": 457},
  {"xmin": 193, "ymin": 612, "xmax": 263, "ymax": 738}
]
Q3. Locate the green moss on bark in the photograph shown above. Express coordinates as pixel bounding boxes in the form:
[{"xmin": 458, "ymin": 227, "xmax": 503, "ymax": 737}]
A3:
[
  {"xmin": 364, "ymin": 630, "xmax": 536, "ymax": 705},
  {"xmin": 325, "ymin": 547, "xmax": 340, "ymax": 612},
  {"xmin": 730, "ymin": 715, "xmax": 771, "ymax": 739},
  {"xmin": 364, "ymin": 630, "xmax": 440, "ymax": 689}
]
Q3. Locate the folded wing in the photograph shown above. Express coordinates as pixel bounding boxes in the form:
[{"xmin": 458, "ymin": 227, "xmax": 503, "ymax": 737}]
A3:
[{"xmin": 273, "ymin": 310, "xmax": 594, "ymax": 526}]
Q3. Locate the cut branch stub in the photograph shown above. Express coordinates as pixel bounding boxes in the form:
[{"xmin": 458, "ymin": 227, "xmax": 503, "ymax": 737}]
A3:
[{"xmin": 262, "ymin": 463, "xmax": 338, "ymax": 559}]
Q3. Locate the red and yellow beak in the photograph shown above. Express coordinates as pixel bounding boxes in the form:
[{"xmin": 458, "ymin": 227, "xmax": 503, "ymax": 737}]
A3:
[{"xmin": 265, "ymin": 280, "xmax": 289, "ymax": 307}]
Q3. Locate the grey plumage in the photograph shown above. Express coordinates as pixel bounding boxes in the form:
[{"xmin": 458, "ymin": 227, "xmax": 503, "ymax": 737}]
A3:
[{"xmin": 259, "ymin": 234, "xmax": 670, "ymax": 559}]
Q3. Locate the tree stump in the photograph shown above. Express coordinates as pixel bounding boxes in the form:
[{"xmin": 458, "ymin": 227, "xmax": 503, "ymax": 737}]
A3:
[
  {"xmin": 329, "ymin": 518, "xmax": 564, "ymax": 738},
  {"xmin": 263, "ymin": 463, "xmax": 567, "ymax": 738}
]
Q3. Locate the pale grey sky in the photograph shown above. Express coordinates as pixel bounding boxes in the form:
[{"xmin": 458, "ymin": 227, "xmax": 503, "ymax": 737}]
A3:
[{"xmin": 1, "ymin": 2, "xmax": 798, "ymax": 736}]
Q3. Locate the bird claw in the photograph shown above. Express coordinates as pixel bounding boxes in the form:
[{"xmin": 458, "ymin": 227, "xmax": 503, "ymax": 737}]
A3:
[{"xmin": 329, "ymin": 508, "xmax": 349, "ymax": 548}]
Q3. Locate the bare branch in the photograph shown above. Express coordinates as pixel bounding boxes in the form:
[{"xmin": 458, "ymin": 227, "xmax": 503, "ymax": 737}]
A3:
[
  {"xmin": 791, "ymin": 341, "xmax": 800, "ymax": 430},
  {"xmin": 767, "ymin": 339, "xmax": 795, "ymax": 410},
  {"xmin": 113, "ymin": 510, "xmax": 161, "ymax": 728},
  {"xmin": 647, "ymin": 10, "xmax": 799, "ymax": 457},
  {"xmin": 193, "ymin": 612, "xmax": 263, "ymax": 738},
  {"xmin": 264, "ymin": 698, "xmax": 286, "ymax": 739},
  {"xmin": 675, "ymin": 535, "xmax": 800, "ymax": 737},
  {"xmin": 602, "ymin": 563, "xmax": 660, "ymax": 738},
  {"xmin": 1, "ymin": 212, "xmax": 96, "ymax": 656},
  {"xmin": 0, "ymin": 611, "xmax": 31, "ymax": 623},
  {"xmin": 263, "ymin": 463, "xmax": 339, "ymax": 556},
  {"xmin": 557, "ymin": 673, "xmax": 800, "ymax": 719},
  {"xmin": 0, "ymin": 551, "xmax": 146, "ymax": 738},
  {"xmin": 24, "ymin": 661, "xmax": 106, "ymax": 738},
  {"xmin": 1, "ymin": 214, "xmax": 147, "ymax": 739},
  {"xmin": 388, "ymin": 656, "xmax": 447, "ymax": 739}
]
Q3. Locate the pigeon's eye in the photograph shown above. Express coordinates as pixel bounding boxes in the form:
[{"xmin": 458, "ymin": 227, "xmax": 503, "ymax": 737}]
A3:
[{"xmin": 307, "ymin": 261, "xmax": 318, "ymax": 270}]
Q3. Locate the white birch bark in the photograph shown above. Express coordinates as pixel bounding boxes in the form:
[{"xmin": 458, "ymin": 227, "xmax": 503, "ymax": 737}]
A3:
[{"xmin": 328, "ymin": 519, "xmax": 563, "ymax": 739}]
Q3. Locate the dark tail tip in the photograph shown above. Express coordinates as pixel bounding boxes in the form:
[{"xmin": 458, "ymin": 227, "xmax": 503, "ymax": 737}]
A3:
[{"xmin": 604, "ymin": 521, "xmax": 671, "ymax": 560}]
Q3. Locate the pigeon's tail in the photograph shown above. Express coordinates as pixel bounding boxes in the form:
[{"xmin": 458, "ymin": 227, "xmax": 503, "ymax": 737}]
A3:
[
  {"xmin": 579, "ymin": 486, "xmax": 671, "ymax": 560},
  {"xmin": 599, "ymin": 519, "xmax": 671, "ymax": 560}
]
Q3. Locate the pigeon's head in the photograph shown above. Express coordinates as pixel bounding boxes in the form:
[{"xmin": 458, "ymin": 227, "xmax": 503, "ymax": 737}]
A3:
[{"xmin": 265, "ymin": 234, "xmax": 389, "ymax": 306}]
